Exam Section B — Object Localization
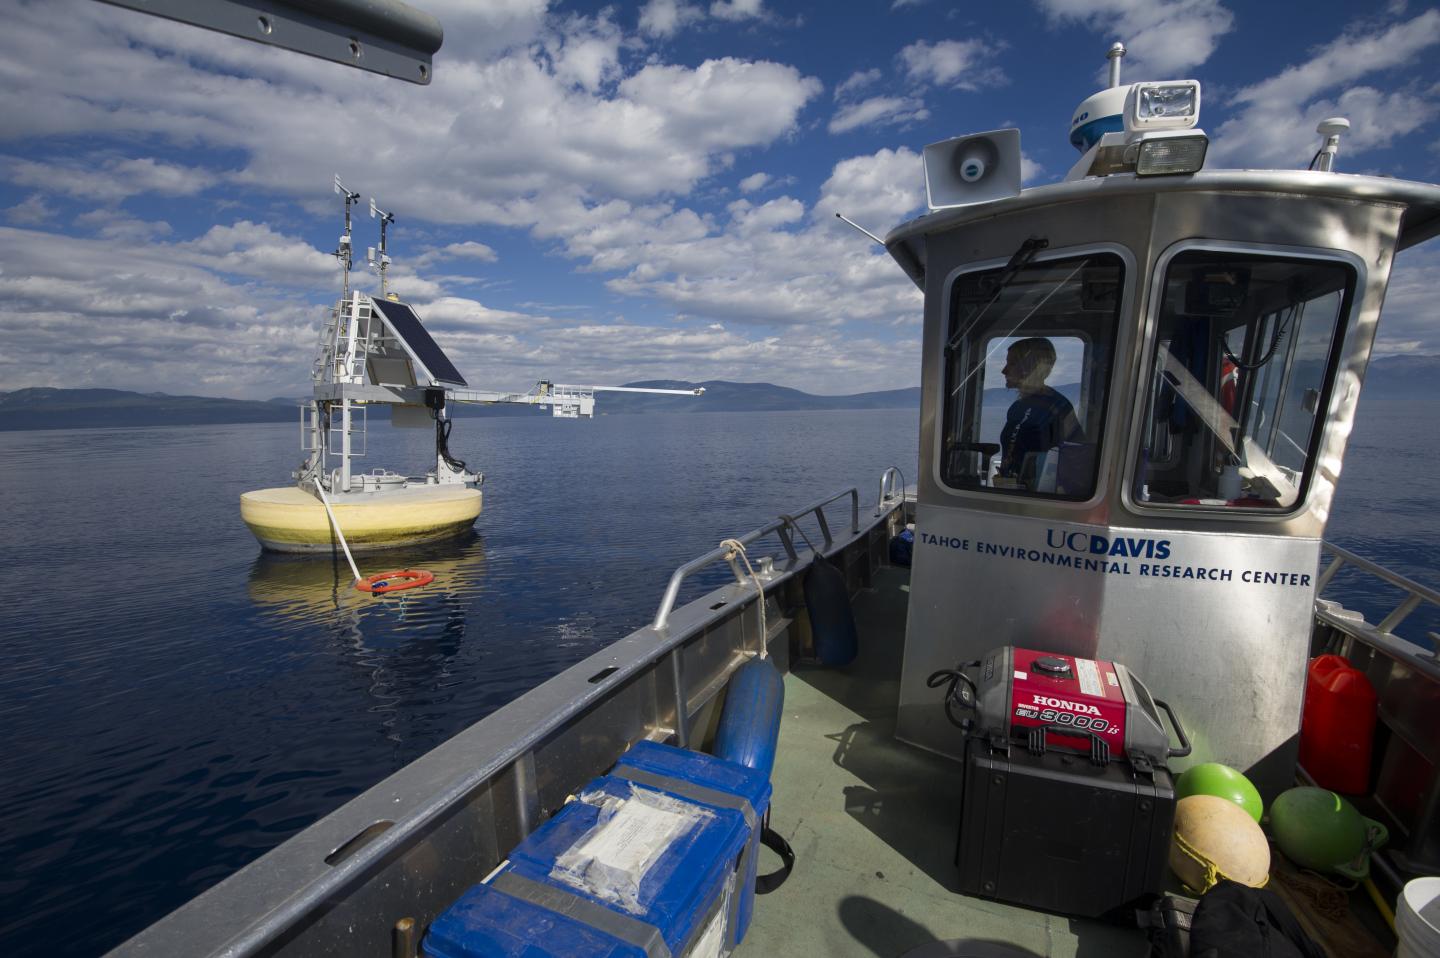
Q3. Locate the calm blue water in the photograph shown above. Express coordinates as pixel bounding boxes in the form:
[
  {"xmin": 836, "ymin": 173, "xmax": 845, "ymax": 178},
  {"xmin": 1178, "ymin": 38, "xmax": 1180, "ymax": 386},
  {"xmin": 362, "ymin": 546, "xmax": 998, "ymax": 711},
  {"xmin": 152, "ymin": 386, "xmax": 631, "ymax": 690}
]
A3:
[
  {"xmin": 0, "ymin": 408, "xmax": 919, "ymax": 955},
  {"xmin": 1, "ymin": 402, "xmax": 1435, "ymax": 956}
]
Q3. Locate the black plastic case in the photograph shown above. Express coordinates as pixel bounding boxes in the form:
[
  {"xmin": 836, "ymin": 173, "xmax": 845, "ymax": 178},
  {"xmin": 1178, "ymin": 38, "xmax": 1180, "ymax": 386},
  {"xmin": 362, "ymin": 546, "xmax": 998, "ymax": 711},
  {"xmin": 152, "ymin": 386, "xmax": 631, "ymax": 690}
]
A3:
[{"xmin": 956, "ymin": 736, "xmax": 1175, "ymax": 918}]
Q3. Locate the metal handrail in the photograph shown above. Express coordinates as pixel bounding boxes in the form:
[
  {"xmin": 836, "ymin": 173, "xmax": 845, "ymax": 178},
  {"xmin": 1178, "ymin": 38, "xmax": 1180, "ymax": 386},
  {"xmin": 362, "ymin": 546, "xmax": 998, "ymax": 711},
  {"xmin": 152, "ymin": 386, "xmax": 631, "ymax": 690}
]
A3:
[
  {"xmin": 651, "ymin": 518, "xmax": 790, "ymax": 631},
  {"xmin": 874, "ymin": 465, "xmax": 908, "ymax": 516},
  {"xmin": 651, "ymin": 487, "xmax": 861, "ymax": 631},
  {"xmin": 1317, "ymin": 542, "xmax": 1440, "ymax": 635}
]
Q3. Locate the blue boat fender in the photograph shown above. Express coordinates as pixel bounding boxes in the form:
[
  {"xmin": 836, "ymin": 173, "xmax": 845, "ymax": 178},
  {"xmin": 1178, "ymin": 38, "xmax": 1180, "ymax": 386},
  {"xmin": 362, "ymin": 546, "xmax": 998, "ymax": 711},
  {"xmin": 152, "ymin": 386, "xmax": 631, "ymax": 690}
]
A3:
[
  {"xmin": 805, "ymin": 554, "xmax": 859, "ymax": 666},
  {"xmin": 713, "ymin": 655, "xmax": 796, "ymax": 897},
  {"xmin": 714, "ymin": 656, "xmax": 785, "ymax": 779},
  {"xmin": 889, "ymin": 527, "xmax": 914, "ymax": 567}
]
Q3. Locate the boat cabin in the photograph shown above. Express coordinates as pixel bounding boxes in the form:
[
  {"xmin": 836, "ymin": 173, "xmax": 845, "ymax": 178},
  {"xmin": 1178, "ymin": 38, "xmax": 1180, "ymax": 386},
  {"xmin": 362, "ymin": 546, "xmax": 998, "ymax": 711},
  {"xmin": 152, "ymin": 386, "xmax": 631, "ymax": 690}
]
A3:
[{"xmin": 886, "ymin": 71, "xmax": 1440, "ymax": 798}]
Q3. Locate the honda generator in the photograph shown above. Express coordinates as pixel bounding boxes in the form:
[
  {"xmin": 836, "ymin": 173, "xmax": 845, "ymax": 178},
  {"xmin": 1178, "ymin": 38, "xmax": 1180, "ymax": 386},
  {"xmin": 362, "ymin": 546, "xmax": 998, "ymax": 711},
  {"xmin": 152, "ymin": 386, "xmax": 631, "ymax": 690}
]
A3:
[{"xmin": 930, "ymin": 646, "xmax": 1190, "ymax": 918}]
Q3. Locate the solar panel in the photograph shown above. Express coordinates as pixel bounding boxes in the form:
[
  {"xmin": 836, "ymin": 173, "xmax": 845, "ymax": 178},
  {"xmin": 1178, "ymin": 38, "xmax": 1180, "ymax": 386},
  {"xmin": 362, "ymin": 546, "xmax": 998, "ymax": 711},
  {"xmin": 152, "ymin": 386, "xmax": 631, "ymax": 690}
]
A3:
[{"xmin": 369, "ymin": 298, "xmax": 468, "ymax": 387}]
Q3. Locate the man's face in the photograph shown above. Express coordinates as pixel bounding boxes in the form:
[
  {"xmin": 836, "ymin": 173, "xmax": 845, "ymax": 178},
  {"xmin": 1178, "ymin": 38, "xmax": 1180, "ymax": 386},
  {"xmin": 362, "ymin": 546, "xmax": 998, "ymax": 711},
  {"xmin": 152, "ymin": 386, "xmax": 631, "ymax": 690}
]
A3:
[{"xmin": 1003, "ymin": 348, "xmax": 1024, "ymax": 389}]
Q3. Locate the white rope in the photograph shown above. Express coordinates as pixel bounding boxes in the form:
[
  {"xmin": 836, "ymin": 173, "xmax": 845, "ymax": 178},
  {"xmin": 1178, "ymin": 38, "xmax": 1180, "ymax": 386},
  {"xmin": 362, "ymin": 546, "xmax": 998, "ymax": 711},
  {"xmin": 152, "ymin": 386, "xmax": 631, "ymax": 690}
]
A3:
[
  {"xmin": 720, "ymin": 538, "xmax": 767, "ymax": 659},
  {"xmin": 314, "ymin": 483, "xmax": 363, "ymax": 583}
]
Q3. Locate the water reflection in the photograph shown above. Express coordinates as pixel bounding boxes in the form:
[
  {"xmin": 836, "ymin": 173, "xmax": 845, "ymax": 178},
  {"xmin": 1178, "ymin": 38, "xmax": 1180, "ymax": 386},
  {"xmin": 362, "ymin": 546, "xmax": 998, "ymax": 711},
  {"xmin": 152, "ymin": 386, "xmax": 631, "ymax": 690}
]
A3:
[{"xmin": 247, "ymin": 534, "xmax": 487, "ymax": 719}]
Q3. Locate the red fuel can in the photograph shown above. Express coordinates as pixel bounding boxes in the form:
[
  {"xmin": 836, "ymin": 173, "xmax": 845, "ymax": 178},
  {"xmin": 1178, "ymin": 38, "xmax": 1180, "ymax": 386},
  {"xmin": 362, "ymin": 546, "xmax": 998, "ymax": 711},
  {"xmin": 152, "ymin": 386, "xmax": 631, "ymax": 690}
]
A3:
[{"xmin": 1299, "ymin": 655, "xmax": 1377, "ymax": 794}]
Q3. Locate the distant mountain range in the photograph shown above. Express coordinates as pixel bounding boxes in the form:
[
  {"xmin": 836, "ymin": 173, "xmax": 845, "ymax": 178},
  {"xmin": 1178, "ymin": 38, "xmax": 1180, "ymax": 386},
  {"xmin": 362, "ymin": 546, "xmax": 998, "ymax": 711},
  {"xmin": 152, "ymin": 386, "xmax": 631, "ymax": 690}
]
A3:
[
  {"xmin": 0, "ymin": 381, "xmax": 923, "ymax": 431},
  {"xmin": 0, "ymin": 388, "xmax": 300, "ymax": 431},
  {"xmin": 3, "ymin": 354, "xmax": 1435, "ymax": 431}
]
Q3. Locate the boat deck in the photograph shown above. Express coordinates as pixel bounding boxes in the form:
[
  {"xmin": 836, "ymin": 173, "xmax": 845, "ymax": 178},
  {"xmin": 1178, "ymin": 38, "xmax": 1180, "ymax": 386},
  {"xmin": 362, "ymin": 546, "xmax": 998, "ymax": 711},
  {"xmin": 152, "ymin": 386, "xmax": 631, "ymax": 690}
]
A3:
[{"xmin": 742, "ymin": 565, "xmax": 1147, "ymax": 957}]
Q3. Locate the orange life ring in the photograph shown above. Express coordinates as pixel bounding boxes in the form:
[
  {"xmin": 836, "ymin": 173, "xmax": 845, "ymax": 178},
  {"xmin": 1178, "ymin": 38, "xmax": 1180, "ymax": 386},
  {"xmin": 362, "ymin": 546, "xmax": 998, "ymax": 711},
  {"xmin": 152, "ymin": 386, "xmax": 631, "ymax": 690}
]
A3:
[{"xmin": 355, "ymin": 569, "xmax": 435, "ymax": 593}]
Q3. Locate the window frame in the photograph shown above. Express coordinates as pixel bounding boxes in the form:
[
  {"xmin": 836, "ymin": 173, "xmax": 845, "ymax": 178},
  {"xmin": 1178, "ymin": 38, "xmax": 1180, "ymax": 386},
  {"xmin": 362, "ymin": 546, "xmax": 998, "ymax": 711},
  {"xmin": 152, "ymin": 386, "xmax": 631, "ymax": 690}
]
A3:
[
  {"xmin": 933, "ymin": 241, "xmax": 1136, "ymax": 507},
  {"xmin": 1121, "ymin": 239, "xmax": 1365, "ymax": 520}
]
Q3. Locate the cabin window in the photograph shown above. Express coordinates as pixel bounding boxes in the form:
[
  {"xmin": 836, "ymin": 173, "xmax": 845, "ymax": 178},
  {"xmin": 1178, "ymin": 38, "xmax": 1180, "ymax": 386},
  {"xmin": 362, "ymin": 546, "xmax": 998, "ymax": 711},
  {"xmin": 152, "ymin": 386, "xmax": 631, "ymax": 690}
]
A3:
[
  {"xmin": 940, "ymin": 251, "xmax": 1125, "ymax": 499},
  {"xmin": 1133, "ymin": 249, "xmax": 1356, "ymax": 511}
]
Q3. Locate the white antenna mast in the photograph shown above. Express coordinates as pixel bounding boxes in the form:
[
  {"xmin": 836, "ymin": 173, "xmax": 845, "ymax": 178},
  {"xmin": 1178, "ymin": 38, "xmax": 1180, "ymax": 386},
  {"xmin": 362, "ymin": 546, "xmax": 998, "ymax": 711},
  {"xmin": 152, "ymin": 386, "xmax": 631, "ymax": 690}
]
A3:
[
  {"xmin": 333, "ymin": 175, "xmax": 361, "ymax": 299},
  {"xmin": 1313, "ymin": 117, "xmax": 1350, "ymax": 172},
  {"xmin": 1107, "ymin": 41, "xmax": 1126, "ymax": 87},
  {"xmin": 368, "ymin": 196, "xmax": 396, "ymax": 299}
]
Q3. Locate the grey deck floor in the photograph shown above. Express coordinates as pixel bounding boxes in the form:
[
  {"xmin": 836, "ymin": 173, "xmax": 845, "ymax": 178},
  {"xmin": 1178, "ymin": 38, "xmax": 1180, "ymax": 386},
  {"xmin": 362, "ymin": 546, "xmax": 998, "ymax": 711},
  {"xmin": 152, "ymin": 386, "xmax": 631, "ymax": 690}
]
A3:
[{"xmin": 740, "ymin": 566, "xmax": 1147, "ymax": 958}]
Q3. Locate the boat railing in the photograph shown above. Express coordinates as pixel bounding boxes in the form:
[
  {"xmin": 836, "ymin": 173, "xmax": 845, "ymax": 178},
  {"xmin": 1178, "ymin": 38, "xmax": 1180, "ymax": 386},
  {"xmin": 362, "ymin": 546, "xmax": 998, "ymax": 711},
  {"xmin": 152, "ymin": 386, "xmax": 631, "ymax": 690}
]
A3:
[
  {"xmin": 651, "ymin": 486, "xmax": 860, "ymax": 631},
  {"xmin": 1312, "ymin": 537, "xmax": 1440, "ymax": 694},
  {"xmin": 874, "ymin": 465, "xmax": 908, "ymax": 516},
  {"xmin": 1316, "ymin": 542, "xmax": 1440, "ymax": 640}
]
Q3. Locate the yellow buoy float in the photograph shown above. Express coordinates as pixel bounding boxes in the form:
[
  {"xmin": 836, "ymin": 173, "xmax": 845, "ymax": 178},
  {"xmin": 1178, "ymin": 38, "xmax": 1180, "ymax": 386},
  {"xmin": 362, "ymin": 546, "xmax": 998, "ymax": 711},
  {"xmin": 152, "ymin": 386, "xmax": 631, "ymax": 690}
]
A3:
[
  {"xmin": 241, "ymin": 484, "xmax": 481, "ymax": 554},
  {"xmin": 1170, "ymin": 794, "xmax": 1271, "ymax": 893}
]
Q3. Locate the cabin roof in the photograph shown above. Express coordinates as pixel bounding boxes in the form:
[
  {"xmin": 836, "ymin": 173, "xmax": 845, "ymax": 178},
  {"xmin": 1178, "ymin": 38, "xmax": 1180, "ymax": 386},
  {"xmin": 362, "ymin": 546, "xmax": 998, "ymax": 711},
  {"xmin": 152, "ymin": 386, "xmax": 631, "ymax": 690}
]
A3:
[{"xmin": 884, "ymin": 169, "xmax": 1440, "ymax": 289}]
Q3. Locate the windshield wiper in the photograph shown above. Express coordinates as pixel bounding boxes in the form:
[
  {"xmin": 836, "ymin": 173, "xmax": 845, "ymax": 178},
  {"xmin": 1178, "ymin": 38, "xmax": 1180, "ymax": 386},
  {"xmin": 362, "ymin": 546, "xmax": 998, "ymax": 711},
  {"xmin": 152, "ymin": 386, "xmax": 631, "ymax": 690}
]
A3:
[{"xmin": 944, "ymin": 235, "xmax": 1049, "ymax": 354}]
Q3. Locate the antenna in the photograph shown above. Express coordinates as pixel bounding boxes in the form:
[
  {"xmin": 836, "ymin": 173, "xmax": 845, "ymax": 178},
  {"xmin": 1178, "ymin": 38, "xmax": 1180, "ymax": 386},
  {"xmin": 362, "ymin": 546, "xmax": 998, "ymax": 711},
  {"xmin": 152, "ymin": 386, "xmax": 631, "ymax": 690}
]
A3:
[
  {"xmin": 333, "ymin": 175, "xmax": 361, "ymax": 298},
  {"xmin": 834, "ymin": 212, "xmax": 885, "ymax": 246},
  {"xmin": 1313, "ymin": 117, "xmax": 1349, "ymax": 172},
  {"xmin": 1107, "ymin": 41, "xmax": 1126, "ymax": 88},
  {"xmin": 368, "ymin": 196, "xmax": 396, "ymax": 298}
]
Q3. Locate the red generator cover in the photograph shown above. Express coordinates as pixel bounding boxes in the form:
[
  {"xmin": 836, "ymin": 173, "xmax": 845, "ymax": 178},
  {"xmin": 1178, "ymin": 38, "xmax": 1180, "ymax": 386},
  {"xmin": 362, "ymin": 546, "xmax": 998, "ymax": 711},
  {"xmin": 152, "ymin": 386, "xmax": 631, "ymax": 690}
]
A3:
[
  {"xmin": 963, "ymin": 646, "xmax": 1181, "ymax": 768},
  {"xmin": 1009, "ymin": 648, "xmax": 1129, "ymax": 757}
]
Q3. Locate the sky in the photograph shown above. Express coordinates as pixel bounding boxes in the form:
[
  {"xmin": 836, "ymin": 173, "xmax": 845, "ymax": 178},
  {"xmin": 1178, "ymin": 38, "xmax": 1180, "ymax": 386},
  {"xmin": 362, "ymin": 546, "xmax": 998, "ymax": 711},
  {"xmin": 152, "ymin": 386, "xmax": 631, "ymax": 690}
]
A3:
[{"xmin": 0, "ymin": 0, "xmax": 1438, "ymax": 399}]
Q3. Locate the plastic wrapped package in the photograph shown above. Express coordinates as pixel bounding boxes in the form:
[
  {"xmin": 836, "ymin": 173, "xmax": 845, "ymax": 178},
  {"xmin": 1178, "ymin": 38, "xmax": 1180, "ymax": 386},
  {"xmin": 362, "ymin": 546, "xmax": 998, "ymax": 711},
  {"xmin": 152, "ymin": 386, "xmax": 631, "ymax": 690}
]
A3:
[
  {"xmin": 550, "ymin": 784, "xmax": 716, "ymax": 914},
  {"xmin": 424, "ymin": 743, "xmax": 770, "ymax": 958}
]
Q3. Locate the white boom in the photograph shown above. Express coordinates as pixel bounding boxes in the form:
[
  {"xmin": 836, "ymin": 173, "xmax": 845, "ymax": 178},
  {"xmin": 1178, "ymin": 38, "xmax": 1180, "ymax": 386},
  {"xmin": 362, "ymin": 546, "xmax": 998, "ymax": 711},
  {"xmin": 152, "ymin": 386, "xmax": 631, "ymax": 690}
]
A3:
[{"xmin": 448, "ymin": 382, "xmax": 705, "ymax": 419}]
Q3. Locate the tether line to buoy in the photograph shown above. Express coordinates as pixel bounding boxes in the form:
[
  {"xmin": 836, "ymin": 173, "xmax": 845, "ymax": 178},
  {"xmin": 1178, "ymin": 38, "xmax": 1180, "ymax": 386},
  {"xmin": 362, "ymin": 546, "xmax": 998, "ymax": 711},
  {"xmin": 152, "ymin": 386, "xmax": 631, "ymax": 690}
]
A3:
[
  {"xmin": 313, "ymin": 484, "xmax": 435, "ymax": 595},
  {"xmin": 314, "ymin": 482, "xmax": 363, "ymax": 583}
]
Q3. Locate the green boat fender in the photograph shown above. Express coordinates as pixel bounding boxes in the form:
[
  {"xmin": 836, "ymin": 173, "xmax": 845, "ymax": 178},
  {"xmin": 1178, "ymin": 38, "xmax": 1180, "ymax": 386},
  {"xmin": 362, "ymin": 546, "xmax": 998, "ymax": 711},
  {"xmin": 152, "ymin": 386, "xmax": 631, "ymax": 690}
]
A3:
[
  {"xmin": 1268, "ymin": 786, "xmax": 1388, "ymax": 879},
  {"xmin": 1176, "ymin": 763, "xmax": 1264, "ymax": 823}
]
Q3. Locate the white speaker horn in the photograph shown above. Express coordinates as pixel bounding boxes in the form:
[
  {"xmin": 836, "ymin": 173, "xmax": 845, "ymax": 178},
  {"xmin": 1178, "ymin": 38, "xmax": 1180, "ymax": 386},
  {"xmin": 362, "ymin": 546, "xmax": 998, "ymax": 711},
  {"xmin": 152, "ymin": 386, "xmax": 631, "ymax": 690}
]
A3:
[{"xmin": 923, "ymin": 128, "xmax": 1022, "ymax": 210}]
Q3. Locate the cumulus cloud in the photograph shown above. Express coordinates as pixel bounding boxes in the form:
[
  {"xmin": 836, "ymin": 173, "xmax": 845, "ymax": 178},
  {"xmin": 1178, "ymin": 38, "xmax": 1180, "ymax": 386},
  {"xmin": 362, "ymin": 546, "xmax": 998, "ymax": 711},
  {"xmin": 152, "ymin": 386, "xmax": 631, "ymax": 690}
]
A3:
[
  {"xmin": 413, "ymin": 241, "xmax": 500, "ymax": 267},
  {"xmin": 0, "ymin": 226, "xmax": 317, "ymax": 396},
  {"xmin": 1210, "ymin": 10, "xmax": 1440, "ymax": 167},
  {"xmin": 899, "ymin": 39, "xmax": 1006, "ymax": 90},
  {"xmin": 74, "ymin": 208, "xmax": 173, "ymax": 242},
  {"xmin": 0, "ymin": 3, "xmax": 820, "ymax": 216},
  {"xmin": 710, "ymin": 0, "xmax": 764, "ymax": 23},
  {"xmin": 835, "ymin": 69, "xmax": 882, "ymax": 99},
  {"xmin": 1, "ymin": 155, "xmax": 217, "ymax": 203},
  {"xmin": 638, "ymin": 0, "xmax": 704, "ymax": 37},
  {"xmin": 0, "ymin": 2, "xmax": 941, "ymax": 396},
  {"xmin": 1036, "ymin": 0, "xmax": 1234, "ymax": 77},
  {"xmin": 737, "ymin": 172, "xmax": 770, "ymax": 193},
  {"xmin": 178, "ymin": 221, "xmax": 337, "ymax": 287},
  {"xmin": 816, "ymin": 148, "xmax": 925, "ymax": 228},
  {"xmin": 828, "ymin": 95, "xmax": 930, "ymax": 134},
  {"xmin": 5, "ymin": 194, "xmax": 55, "ymax": 226}
]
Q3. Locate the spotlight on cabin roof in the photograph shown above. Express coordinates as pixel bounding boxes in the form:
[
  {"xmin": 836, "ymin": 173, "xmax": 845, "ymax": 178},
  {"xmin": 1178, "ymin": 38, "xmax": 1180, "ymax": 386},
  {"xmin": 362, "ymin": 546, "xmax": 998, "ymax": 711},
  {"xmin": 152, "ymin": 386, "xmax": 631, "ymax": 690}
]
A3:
[{"xmin": 1065, "ymin": 44, "xmax": 1209, "ymax": 182}]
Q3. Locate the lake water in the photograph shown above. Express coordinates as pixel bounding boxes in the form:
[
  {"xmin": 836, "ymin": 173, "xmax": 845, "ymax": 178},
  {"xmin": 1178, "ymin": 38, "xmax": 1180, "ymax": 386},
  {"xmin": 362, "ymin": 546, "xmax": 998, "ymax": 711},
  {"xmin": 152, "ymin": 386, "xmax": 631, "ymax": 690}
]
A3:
[{"xmin": 2, "ymin": 401, "xmax": 1436, "ymax": 955}]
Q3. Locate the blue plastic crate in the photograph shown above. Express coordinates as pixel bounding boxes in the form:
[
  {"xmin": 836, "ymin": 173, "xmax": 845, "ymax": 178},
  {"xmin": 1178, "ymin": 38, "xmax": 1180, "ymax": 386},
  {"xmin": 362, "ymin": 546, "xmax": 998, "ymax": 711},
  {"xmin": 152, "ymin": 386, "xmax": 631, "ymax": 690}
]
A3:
[
  {"xmin": 424, "ymin": 743, "xmax": 769, "ymax": 958},
  {"xmin": 612, "ymin": 741, "xmax": 771, "ymax": 946}
]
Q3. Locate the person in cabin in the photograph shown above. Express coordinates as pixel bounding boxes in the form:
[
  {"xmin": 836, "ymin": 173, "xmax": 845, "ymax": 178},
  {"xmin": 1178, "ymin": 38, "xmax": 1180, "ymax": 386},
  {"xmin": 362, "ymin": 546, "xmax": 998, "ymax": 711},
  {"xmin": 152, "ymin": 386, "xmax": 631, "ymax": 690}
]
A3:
[{"xmin": 999, "ymin": 337, "xmax": 1082, "ymax": 488}]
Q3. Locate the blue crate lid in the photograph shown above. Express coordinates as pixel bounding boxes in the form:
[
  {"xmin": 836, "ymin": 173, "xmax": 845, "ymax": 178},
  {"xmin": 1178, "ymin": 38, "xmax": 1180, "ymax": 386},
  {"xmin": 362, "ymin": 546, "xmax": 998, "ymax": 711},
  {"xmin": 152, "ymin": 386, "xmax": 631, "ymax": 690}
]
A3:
[
  {"xmin": 426, "ymin": 773, "xmax": 747, "ymax": 958},
  {"xmin": 423, "ymin": 881, "xmax": 642, "ymax": 958},
  {"xmin": 613, "ymin": 741, "xmax": 772, "ymax": 817}
]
